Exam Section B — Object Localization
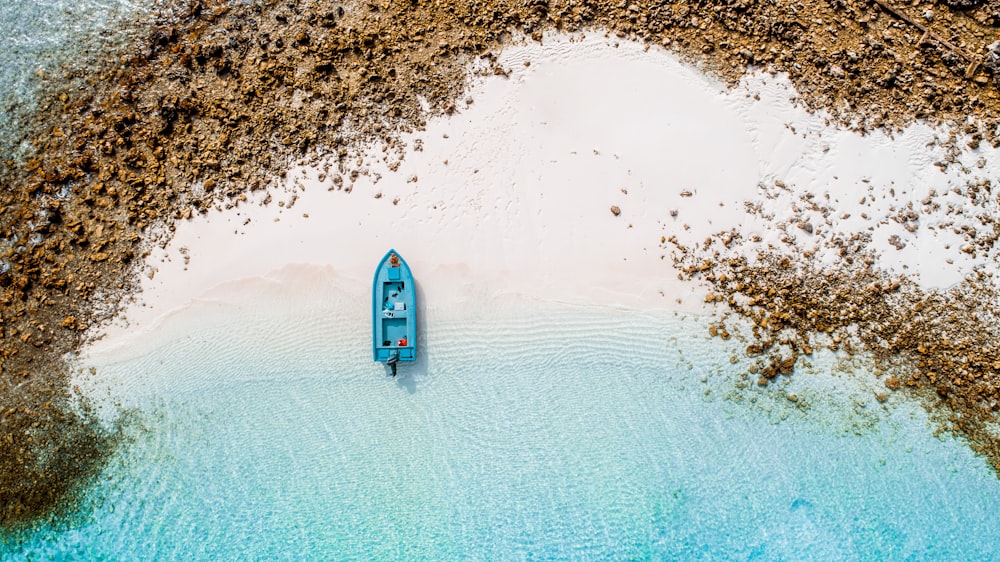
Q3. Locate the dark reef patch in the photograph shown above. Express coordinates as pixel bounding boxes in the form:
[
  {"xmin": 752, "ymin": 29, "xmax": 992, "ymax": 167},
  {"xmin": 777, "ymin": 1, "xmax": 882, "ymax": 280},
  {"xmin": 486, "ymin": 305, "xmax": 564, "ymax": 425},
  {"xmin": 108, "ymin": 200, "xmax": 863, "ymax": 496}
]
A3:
[{"xmin": 0, "ymin": 378, "xmax": 122, "ymax": 528}]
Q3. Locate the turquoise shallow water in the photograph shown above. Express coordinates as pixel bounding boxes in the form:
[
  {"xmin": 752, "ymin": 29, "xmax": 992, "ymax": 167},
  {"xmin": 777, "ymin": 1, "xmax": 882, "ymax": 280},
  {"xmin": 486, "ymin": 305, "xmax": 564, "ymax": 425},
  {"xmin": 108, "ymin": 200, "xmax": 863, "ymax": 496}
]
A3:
[{"xmin": 4, "ymin": 273, "xmax": 1000, "ymax": 560}]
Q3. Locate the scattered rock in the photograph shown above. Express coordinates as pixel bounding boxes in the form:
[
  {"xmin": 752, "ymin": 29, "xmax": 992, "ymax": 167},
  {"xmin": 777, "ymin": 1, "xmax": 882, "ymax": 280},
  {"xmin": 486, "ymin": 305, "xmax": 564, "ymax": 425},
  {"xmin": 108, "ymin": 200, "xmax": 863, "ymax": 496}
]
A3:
[
  {"xmin": 672, "ymin": 207, "xmax": 1000, "ymax": 476},
  {"xmin": 985, "ymin": 42, "xmax": 1000, "ymax": 89}
]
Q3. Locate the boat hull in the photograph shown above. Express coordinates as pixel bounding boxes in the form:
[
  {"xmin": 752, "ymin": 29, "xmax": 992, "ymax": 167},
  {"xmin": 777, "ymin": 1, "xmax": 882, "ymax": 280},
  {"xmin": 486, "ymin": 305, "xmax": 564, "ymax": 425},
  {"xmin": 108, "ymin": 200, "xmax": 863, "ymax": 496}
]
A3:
[{"xmin": 372, "ymin": 249, "xmax": 416, "ymax": 364}]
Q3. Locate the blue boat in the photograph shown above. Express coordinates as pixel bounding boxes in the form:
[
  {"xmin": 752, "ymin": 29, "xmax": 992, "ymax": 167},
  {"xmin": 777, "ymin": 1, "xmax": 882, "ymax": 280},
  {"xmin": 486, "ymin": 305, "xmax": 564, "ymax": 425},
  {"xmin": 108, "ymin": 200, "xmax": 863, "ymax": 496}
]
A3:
[{"xmin": 372, "ymin": 249, "xmax": 416, "ymax": 375}]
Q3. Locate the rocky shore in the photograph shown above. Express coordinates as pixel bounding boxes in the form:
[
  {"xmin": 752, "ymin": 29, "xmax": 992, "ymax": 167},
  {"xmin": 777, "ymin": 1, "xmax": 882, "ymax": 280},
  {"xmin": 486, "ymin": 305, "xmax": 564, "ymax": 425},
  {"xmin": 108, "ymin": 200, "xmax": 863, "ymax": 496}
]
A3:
[
  {"xmin": 2, "ymin": 0, "xmax": 999, "ymax": 525},
  {"xmin": 672, "ymin": 242, "xmax": 1000, "ymax": 471}
]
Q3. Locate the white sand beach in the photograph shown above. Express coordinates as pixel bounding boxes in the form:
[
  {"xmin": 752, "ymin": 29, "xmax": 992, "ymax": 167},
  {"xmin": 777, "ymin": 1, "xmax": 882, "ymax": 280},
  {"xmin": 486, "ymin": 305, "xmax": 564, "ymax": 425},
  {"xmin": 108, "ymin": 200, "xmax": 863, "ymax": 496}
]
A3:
[{"xmin": 86, "ymin": 33, "xmax": 997, "ymax": 358}]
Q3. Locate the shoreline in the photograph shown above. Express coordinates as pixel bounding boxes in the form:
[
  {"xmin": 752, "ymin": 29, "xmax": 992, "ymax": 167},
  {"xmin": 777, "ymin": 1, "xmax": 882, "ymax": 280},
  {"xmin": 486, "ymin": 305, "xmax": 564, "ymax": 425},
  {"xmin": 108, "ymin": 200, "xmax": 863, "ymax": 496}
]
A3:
[{"xmin": 80, "ymin": 33, "xmax": 1000, "ymax": 477}]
